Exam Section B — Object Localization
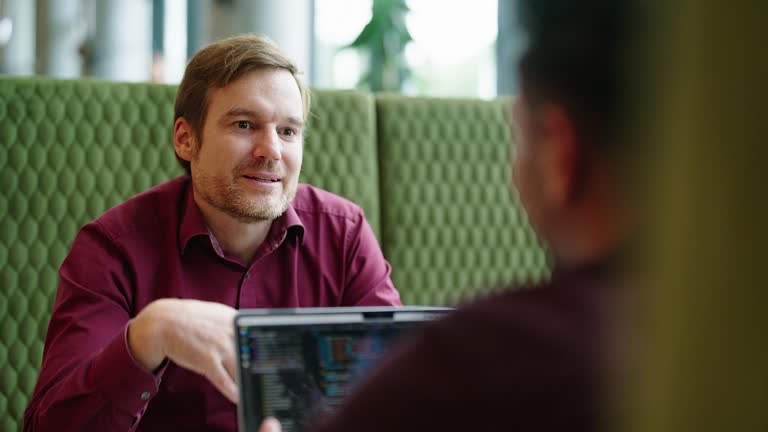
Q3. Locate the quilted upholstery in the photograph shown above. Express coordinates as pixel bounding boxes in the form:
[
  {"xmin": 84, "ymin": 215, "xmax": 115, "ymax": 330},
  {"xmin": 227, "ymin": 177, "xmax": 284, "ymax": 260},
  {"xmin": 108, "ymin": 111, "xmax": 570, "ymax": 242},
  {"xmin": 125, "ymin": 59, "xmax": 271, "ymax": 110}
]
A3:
[
  {"xmin": 0, "ymin": 78, "xmax": 180, "ymax": 432},
  {"xmin": 302, "ymin": 90, "xmax": 381, "ymax": 236},
  {"xmin": 0, "ymin": 78, "xmax": 381, "ymax": 431},
  {"xmin": 376, "ymin": 94, "xmax": 550, "ymax": 305}
]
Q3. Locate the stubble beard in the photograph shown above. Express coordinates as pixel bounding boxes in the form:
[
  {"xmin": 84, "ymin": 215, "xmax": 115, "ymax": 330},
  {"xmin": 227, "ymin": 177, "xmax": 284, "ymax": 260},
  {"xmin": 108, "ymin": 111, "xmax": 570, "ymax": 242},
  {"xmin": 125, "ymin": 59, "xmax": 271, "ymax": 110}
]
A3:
[{"xmin": 194, "ymin": 161, "xmax": 297, "ymax": 223}]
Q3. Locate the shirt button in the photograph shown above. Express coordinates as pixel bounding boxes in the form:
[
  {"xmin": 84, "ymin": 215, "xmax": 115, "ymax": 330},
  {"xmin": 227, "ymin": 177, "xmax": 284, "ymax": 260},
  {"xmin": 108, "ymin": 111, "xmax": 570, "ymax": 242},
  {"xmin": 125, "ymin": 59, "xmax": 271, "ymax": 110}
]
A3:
[{"xmin": 140, "ymin": 391, "xmax": 151, "ymax": 400}]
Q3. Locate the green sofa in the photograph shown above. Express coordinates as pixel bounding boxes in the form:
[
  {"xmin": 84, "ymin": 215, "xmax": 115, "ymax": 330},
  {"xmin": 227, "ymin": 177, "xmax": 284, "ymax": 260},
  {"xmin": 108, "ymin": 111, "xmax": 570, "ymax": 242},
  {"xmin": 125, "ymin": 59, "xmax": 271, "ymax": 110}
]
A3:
[{"xmin": 0, "ymin": 77, "xmax": 549, "ymax": 430}]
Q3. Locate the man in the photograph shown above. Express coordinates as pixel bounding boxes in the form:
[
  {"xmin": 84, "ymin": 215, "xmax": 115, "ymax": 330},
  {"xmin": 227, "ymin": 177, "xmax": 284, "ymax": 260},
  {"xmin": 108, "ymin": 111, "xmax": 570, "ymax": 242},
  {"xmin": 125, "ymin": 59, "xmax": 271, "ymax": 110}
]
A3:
[
  {"xmin": 260, "ymin": 0, "xmax": 636, "ymax": 431},
  {"xmin": 24, "ymin": 35, "xmax": 400, "ymax": 431}
]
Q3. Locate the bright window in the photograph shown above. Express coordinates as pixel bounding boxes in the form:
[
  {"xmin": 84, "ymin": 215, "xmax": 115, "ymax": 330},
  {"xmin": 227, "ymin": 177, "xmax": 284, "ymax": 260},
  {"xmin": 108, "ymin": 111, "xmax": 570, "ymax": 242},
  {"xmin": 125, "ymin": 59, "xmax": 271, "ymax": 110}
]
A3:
[{"xmin": 314, "ymin": 0, "xmax": 497, "ymax": 98}]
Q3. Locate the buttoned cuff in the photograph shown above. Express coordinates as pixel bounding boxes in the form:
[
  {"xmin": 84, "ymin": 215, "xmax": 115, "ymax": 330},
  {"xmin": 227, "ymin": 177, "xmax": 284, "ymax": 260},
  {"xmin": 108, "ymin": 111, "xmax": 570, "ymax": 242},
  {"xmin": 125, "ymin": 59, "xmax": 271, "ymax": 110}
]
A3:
[{"xmin": 90, "ymin": 323, "xmax": 168, "ymax": 416}]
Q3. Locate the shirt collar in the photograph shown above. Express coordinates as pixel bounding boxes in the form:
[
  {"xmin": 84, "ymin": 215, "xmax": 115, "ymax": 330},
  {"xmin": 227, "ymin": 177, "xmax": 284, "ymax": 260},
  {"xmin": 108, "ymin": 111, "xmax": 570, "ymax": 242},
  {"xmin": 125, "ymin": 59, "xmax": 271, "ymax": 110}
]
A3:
[
  {"xmin": 178, "ymin": 181, "xmax": 209, "ymax": 254},
  {"xmin": 178, "ymin": 182, "xmax": 306, "ymax": 255},
  {"xmin": 271, "ymin": 201, "xmax": 306, "ymax": 247}
]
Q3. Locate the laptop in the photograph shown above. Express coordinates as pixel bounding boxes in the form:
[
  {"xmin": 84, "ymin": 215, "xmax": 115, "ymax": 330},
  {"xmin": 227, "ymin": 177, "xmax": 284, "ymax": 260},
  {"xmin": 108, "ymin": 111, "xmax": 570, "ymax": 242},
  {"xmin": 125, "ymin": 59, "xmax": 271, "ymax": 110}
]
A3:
[{"xmin": 235, "ymin": 306, "xmax": 451, "ymax": 432}]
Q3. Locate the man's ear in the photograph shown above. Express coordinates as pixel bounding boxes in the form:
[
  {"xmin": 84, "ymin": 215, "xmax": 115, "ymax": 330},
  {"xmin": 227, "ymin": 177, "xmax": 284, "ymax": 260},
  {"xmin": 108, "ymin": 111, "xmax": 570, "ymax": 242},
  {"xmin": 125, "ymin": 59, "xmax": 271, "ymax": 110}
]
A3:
[
  {"xmin": 538, "ymin": 104, "xmax": 580, "ymax": 207},
  {"xmin": 173, "ymin": 117, "xmax": 196, "ymax": 163}
]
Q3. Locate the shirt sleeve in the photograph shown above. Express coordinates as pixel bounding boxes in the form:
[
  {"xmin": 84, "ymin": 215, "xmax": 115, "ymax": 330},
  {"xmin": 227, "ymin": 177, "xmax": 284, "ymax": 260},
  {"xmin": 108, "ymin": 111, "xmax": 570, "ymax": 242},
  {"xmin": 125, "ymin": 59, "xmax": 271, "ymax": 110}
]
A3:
[
  {"xmin": 340, "ymin": 211, "xmax": 402, "ymax": 306},
  {"xmin": 23, "ymin": 222, "xmax": 166, "ymax": 431}
]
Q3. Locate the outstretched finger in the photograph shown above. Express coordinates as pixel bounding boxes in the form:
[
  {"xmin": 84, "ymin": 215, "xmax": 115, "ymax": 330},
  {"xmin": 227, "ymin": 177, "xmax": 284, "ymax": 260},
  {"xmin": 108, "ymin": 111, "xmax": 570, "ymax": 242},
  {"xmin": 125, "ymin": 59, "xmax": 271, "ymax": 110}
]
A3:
[
  {"xmin": 222, "ymin": 347, "xmax": 238, "ymax": 386},
  {"xmin": 207, "ymin": 357, "xmax": 239, "ymax": 404}
]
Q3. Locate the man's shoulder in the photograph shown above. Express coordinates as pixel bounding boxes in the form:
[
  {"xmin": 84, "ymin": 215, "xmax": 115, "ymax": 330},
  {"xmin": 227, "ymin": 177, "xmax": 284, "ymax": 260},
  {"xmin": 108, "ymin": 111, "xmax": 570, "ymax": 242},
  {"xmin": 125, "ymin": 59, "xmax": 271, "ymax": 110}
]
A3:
[
  {"xmin": 91, "ymin": 176, "xmax": 188, "ymax": 238},
  {"xmin": 438, "ymin": 264, "xmax": 619, "ymax": 347},
  {"xmin": 466, "ymin": 264, "xmax": 614, "ymax": 310},
  {"xmin": 291, "ymin": 183, "xmax": 365, "ymax": 222}
]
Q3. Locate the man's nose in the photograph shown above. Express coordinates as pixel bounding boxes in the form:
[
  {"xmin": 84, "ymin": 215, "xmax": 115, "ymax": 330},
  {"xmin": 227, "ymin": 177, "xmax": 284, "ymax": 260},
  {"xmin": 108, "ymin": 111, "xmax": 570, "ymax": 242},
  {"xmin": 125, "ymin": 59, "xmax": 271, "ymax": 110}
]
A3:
[{"xmin": 252, "ymin": 129, "xmax": 281, "ymax": 161}]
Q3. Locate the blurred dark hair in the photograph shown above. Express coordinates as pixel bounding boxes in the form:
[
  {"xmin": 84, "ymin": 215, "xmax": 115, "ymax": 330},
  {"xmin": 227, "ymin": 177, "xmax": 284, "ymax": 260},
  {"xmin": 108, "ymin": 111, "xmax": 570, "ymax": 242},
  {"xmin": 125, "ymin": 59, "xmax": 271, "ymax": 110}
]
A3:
[{"xmin": 517, "ymin": 0, "xmax": 638, "ymax": 152}]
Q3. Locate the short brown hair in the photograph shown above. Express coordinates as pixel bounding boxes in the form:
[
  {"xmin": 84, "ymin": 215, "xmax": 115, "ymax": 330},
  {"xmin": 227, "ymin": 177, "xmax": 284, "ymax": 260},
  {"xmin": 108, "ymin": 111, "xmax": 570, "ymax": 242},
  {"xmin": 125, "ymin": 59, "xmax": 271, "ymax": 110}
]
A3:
[{"xmin": 174, "ymin": 34, "xmax": 311, "ymax": 175}]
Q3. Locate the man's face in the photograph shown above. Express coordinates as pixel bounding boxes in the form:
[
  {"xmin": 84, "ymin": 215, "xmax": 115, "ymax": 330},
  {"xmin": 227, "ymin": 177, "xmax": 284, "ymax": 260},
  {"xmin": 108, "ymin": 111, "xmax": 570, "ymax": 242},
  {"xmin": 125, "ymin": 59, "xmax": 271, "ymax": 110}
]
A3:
[{"xmin": 187, "ymin": 68, "xmax": 305, "ymax": 222}]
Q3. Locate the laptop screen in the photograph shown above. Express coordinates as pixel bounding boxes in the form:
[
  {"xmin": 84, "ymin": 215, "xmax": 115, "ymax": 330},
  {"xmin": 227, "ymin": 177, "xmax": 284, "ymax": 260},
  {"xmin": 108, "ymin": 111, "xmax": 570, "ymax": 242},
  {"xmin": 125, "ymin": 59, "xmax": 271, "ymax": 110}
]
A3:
[{"xmin": 235, "ymin": 307, "xmax": 449, "ymax": 432}]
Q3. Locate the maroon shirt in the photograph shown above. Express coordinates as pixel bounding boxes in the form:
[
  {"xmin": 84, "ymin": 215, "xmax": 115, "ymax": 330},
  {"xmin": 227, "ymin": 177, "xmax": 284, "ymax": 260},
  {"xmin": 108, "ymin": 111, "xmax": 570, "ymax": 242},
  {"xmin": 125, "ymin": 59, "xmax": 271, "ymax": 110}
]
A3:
[
  {"xmin": 24, "ymin": 176, "xmax": 400, "ymax": 432},
  {"xmin": 311, "ymin": 259, "xmax": 621, "ymax": 432}
]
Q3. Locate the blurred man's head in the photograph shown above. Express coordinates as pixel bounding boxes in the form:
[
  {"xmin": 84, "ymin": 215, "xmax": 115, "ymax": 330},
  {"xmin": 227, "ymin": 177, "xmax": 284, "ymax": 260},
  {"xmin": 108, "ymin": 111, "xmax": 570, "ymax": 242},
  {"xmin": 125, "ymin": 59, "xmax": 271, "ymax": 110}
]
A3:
[
  {"xmin": 512, "ymin": 0, "xmax": 635, "ymax": 266},
  {"xmin": 173, "ymin": 35, "xmax": 309, "ymax": 222}
]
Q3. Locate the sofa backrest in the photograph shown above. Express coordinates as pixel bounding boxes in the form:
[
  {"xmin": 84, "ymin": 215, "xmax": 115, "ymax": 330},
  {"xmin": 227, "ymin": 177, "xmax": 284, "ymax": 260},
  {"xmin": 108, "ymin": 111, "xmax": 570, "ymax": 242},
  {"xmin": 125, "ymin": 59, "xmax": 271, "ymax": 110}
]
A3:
[
  {"xmin": 375, "ymin": 94, "xmax": 549, "ymax": 305},
  {"xmin": 301, "ymin": 89, "xmax": 382, "ymax": 236},
  {"xmin": 0, "ymin": 78, "xmax": 177, "ymax": 431}
]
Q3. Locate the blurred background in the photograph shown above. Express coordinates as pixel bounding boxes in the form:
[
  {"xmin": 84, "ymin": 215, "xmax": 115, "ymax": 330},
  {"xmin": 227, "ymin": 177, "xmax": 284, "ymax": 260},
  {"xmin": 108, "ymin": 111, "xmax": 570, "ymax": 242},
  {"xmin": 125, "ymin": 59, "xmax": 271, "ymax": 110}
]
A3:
[{"xmin": 0, "ymin": 0, "xmax": 525, "ymax": 98}]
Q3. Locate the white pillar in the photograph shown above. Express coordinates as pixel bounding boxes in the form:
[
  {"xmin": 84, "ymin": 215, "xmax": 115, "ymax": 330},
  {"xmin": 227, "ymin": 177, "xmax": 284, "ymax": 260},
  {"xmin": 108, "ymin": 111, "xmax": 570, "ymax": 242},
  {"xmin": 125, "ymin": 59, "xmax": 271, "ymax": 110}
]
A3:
[
  {"xmin": 92, "ymin": 0, "xmax": 152, "ymax": 81},
  {"xmin": 233, "ymin": 0, "xmax": 313, "ymax": 79},
  {"xmin": 46, "ymin": 0, "xmax": 84, "ymax": 78},
  {"xmin": 162, "ymin": 0, "xmax": 187, "ymax": 83},
  {"xmin": 0, "ymin": 0, "xmax": 35, "ymax": 75}
]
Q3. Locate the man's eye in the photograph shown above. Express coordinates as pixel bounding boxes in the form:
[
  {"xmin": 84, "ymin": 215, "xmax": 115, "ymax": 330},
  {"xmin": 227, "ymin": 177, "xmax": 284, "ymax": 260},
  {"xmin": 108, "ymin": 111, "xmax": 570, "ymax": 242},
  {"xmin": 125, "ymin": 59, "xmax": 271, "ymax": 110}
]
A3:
[
  {"xmin": 281, "ymin": 128, "xmax": 297, "ymax": 137},
  {"xmin": 236, "ymin": 121, "xmax": 250, "ymax": 129}
]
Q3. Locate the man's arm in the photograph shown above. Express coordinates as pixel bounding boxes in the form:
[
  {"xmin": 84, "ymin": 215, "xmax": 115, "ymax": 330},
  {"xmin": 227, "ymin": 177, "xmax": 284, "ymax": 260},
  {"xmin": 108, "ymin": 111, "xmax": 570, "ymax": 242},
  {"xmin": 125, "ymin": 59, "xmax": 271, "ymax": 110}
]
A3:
[
  {"xmin": 24, "ymin": 223, "xmax": 164, "ymax": 431},
  {"xmin": 128, "ymin": 298, "xmax": 238, "ymax": 403},
  {"xmin": 340, "ymin": 212, "xmax": 402, "ymax": 306},
  {"xmin": 24, "ymin": 223, "xmax": 238, "ymax": 431}
]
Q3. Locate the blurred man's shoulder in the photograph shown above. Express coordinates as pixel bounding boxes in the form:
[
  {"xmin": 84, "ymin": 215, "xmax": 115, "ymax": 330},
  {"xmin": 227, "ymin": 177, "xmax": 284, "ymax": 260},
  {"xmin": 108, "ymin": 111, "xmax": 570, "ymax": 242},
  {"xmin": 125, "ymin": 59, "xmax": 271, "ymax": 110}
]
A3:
[{"xmin": 441, "ymin": 261, "xmax": 621, "ymax": 347}]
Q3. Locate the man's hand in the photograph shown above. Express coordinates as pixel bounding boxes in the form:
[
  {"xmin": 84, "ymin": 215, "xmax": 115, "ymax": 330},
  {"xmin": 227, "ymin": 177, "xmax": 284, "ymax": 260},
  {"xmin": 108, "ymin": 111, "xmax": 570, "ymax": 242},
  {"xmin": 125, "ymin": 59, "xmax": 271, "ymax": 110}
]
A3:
[
  {"xmin": 128, "ymin": 298, "xmax": 239, "ymax": 403},
  {"xmin": 258, "ymin": 417, "xmax": 282, "ymax": 432}
]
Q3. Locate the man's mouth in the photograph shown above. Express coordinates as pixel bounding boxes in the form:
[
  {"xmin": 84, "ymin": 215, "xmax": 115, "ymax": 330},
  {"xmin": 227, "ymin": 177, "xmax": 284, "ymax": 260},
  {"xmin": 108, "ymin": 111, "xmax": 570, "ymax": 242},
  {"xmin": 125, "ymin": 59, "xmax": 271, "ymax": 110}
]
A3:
[{"xmin": 243, "ymin": 174, "xmax": 281, "ymax": 183}]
